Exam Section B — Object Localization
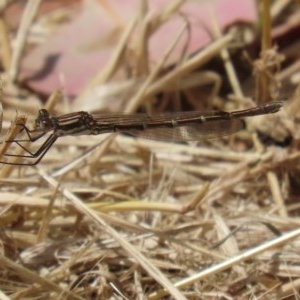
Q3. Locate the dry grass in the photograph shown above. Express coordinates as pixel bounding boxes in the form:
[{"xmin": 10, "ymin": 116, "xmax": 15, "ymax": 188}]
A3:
[{"xmin": 0, "ymin": 1, "xmax": 300, "ymax": 299}]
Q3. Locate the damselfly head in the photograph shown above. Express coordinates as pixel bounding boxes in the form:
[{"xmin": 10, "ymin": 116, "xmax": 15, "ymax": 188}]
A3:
[{"xmin": 35, "ymin": 109, "xmax": 53, "ymax": 131}]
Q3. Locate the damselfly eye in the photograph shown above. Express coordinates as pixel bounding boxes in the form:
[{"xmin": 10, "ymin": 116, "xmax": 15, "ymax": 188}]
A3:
[{"xmin": 35, "ymin": 109, "xmax": 52, "ymax": 131}]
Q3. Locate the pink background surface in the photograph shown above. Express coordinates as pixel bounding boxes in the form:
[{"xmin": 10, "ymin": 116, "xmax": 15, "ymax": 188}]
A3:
[{"xmin": 20, "ymin": 0, "xmax": 257, "ymax": 96}]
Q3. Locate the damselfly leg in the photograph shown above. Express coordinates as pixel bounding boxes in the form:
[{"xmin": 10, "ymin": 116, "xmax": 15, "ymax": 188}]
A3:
[
  {"xmin": 3, "ymin": 134, "xmax": 57, "ymax": 164},
  {"xmin": 0, "ymin": 121, "xmax": 57, "ymax": 165}
]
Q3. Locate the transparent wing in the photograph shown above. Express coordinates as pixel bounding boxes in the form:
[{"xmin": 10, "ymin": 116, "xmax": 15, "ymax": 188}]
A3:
[
  {"xmin": 91, "ymin": 110, "xmax": 227, "ymax": 125},
  {"xmin": 123, "ymin": 119, "xmax": 245, "ymax": 141}
]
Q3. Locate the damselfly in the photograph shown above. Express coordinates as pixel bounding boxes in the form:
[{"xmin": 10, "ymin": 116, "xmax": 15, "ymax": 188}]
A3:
[{"xmin": 0, "ymin": 101, "xmax": 283, "ymax": 165}]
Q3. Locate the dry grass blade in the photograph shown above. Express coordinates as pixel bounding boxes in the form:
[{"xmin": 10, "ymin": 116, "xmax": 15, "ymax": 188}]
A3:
[
  {"xmin": 89, "ymin": 182, "xmax": 209, "ymax": 213},
  {"xmin": 0, "ymin": 253, "xmax": 83, "ymax": 299},
  {"xmin": 37, "ymin": 168, "xmax": 188, "ymax": 300},
  {"xmin": 76, "ymin": 15, "xmax": 137, "ymax": 102},
  {"xmin": 0, "ymin": 114, "xmax": 27, "ymax": 175},
  {"xmin": 9, "ymin": 0, "xmax": 42, "ymax": 81},
  {"xmin": 0, "ymin": 2, "xmax": 299, "ymax": 299},
  {"xmin": 0, "ymin": 16, "xmax": 11, "ymax": 71},
  {"xmin": 145, "ymin": 32, "xmax": 235, "ymax": 99},
  {"xmin": 149, "ymin": 228, "xmax": 300, "ymax": 299},
  {"xmin": 125, "ymin": 21, "xmax": 188, "ymax": 112}
]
